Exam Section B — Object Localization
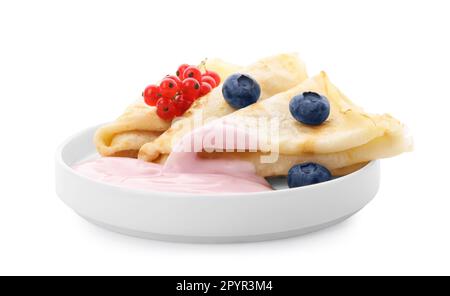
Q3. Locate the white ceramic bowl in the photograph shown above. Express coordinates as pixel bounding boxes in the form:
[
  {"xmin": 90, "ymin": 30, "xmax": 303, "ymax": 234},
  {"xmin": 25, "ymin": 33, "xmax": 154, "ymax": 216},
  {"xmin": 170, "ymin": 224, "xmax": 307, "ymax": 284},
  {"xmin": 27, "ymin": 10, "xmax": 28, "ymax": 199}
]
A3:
[{"xmin": 55, "ymin": 125, "xmax": 380, "ymax": 243}]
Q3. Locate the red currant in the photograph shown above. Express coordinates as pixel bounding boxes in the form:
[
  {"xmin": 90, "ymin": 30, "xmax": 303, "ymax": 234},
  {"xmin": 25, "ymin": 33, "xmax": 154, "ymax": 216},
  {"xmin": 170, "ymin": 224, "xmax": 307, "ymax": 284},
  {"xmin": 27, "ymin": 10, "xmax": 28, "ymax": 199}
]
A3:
[
  {"xmin": 160, "ymin": 77, "xmax": 179, "ymax": 99},
  {"xmin": 176, "ymin": 64, "xmax": 190, "ymax": 79},
  {"xmin": 205, "ymin": 70, "xmax": 221, "ymax": 85},
  {"xmin": 174, "ymin": 95, "xmax": 193, "ymax": 116},
  {"xmin": 165, "ymin": 75, "xmax": 182, "ymax": 88},
  {"xmin": 156, "ymin": 97, "xmax": 177, "ymax": 121},
  {"xmin": 182, "ymin": 78, "xmax": 201, "ymax": 101},
  {"xmin": 201, "ymin": 75, "xmax": 217, "ymax": 88},
  {"xmin": 199, "ymin": 82, "xmax": 213, "ymax": 97},
  {"xmin": 143, "ymin": 84, "xmax": 161, "ymax": 106},
  {"xmin": 183, "ymin": 66, "xmax": 202, "ymax": 82}
]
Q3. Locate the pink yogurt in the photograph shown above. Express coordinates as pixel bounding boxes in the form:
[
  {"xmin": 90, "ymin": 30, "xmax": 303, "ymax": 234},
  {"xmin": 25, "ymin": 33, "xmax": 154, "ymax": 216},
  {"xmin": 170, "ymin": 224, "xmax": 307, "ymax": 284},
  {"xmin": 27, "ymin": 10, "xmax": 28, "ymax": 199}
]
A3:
[{"xmin": 73, "ymin": 121, "xmax": 273, "ymax": 194}]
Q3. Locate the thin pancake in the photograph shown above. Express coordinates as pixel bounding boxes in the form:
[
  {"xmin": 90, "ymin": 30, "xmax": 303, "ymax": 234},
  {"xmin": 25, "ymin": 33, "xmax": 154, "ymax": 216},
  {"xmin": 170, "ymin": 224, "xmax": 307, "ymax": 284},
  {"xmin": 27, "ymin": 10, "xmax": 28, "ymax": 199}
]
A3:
[
  {"xmin": 195, "ymin": 72, "xmax": 412, "ymax": 176},
  {"xmin": 94, "ymin": 59, "xmax": 241, "ymax": 157}
]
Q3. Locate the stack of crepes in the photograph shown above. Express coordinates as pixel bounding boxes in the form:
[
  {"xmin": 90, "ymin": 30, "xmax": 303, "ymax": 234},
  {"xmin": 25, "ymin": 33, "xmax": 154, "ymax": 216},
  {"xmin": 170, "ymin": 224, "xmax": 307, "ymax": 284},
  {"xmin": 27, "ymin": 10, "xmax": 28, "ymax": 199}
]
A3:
[
  {"xmin": 95, "ymin": 53, "xmax": 307, "ymax": 158},
  {"xmin": 94, "ymin": 58, "xmax": 243, "ymax": 158},
  {"xmin": 96, "ymin": 53, "xmax": 412, "ymax": 177}
]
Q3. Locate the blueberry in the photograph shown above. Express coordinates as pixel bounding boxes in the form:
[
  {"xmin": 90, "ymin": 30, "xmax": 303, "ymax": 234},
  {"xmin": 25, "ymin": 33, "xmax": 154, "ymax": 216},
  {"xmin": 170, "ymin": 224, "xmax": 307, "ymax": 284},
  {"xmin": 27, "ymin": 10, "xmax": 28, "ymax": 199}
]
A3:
[
  {"xmin": 222, "ymin": 74, "xmax": 261, "ymax": 109},
  {"xmin": 289, "ymin": 92, "xmax": 330, "ymax": 126},
  {"xmin": 287, "ymin": 162, "xmax": 332, "ymax": 188}
]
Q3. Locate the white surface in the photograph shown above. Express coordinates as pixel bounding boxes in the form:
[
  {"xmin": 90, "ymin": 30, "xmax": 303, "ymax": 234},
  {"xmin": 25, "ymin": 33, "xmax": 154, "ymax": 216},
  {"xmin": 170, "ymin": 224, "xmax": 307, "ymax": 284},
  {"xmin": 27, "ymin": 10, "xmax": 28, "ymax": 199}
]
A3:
[
  {"xmin": 56, "ymin": 125, "xmax": 380, "ymax": 243},
  {"xmin": 0, "ymin": 0, "xmax": 449, "ymax": 275}
]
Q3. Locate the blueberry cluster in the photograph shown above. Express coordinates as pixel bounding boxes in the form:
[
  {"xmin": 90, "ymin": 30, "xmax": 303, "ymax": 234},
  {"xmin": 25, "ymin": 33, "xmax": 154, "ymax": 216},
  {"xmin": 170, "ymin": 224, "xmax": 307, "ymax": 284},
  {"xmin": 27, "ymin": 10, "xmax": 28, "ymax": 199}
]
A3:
[{"xmin": 222, "ymin": 73, "xmax": 334, "ymax": 188}]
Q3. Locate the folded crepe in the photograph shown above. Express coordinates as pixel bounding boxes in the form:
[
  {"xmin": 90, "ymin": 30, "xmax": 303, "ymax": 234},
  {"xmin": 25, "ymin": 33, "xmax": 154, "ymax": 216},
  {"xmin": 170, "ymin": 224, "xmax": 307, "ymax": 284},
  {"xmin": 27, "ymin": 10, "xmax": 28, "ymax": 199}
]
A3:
[
  {"xmin": 138, "ymin": 53, "xmax": 309, "ymax": 162},
  {"xmin": 196, "ymin": 72, "xmax": 413, "ymax": 176},
  {"xmin": 94, "ymin": 59, "xmax": 241, "ymax": 157}
]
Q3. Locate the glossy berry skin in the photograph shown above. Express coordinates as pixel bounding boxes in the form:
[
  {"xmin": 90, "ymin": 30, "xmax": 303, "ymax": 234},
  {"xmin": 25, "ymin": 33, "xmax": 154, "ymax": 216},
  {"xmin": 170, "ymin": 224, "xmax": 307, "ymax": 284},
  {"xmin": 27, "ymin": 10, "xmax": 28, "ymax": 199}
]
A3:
[
  {"xmin": 289, "ymin": 92, "xmax": 330, "ymax": 126},
  {"xmin": 160, "ymin": 77, "xmax": 179, "ymax": 99},
  {"xmin": 201, "ymin": 75, "xmax": 217, "ymax": 88},
  {"xmin": 156, "ymin": 97, "xmax": 177, "ymax": 121},
  {"xmin": 165, "ymin": 75, "xmax": 182, "ymax": 88},
  {"xmin": 176, "ymin": 64, "xmax": 190, "ymax": 79},
  {"xmin": 183, "ymin": 66, "xmax": 202, "ymax": 82},
  {"xmin": 222, "ymin": 74, "xmax": 261, "ymax": 109},
  {"xmin": 182, "ymin": 78, "xmax": 201, "ymax": 101},
  {"xmin": 199, "ymin": 82, "xmax": 213, "ymax": 97},
  {"xmin": 205, "ymin": 70, "xmax": 221, "ymax": 85},
  {"xmin": 143, "ymin": 84, "xmax": 161, "ymax": 106},
  {"xmin": 174, "ymin": 95, "xmax": 193, "ymax": 116},
  {"xmin": 287, "ymin": 163, "xmax": 332, "ymax": 188}
]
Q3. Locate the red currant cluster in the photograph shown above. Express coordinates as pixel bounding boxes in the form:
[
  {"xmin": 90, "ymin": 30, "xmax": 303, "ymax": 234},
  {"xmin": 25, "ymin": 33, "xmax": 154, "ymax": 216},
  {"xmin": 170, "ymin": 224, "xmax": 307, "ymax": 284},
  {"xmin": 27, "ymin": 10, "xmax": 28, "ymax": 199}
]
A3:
[{"xmin": 142, "ymin": 64, "xmax": 221, "ymax": 121}]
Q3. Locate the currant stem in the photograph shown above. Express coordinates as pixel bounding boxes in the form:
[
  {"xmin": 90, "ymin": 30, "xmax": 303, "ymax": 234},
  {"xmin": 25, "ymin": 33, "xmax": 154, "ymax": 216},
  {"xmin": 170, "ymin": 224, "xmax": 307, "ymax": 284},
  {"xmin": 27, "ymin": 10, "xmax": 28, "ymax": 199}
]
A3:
[{"xmin": 199, "ymin": 58, "xmax": 208, "ymax": 72}]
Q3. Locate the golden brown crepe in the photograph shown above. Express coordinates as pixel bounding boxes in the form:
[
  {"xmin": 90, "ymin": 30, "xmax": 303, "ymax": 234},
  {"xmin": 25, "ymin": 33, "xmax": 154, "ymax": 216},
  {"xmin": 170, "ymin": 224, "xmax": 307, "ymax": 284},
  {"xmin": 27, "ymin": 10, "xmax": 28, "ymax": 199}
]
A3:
[
  {"xmin": 196, "ymin": 72, "xmax": 412, "ymax": 176},
  {"xmin": 94, "ymin": 59, "xmax": 241, "ymax": 157},
  {"xmin": 138, "ymin": 53, "xmax": 309, "ymax": 162}
]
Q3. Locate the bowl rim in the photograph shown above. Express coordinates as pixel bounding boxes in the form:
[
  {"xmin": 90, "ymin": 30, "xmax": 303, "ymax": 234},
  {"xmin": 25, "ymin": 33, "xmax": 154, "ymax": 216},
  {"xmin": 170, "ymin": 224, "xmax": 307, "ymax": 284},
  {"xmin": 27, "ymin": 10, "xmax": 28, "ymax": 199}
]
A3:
[{"xmin": 56, "ymin": 124, "xmax": 379, "ymax": 198}]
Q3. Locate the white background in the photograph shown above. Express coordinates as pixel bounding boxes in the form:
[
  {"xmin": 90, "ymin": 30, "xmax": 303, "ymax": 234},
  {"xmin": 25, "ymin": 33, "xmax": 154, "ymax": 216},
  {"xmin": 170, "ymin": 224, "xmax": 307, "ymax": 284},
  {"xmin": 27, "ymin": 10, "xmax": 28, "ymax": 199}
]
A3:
[{"xmin": 1, "ymin": 0, "xmax": 449, "ymax": 276}]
